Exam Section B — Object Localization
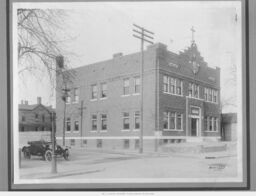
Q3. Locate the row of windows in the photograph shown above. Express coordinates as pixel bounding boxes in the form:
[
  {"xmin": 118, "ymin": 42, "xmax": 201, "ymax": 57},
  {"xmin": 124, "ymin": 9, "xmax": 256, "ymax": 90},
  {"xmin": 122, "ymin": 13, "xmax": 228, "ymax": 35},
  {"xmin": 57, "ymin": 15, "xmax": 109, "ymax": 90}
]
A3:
[
  {"xmin": 91, "ymin": 114, "xmax": 107, "ymax": 131},
  {"xmin": 123, "ymin": 77, "xmax": 140, "ymax": 95},
  {"xmin": 122, "ymin": 111, "xmax": 140, "ymax": 130},
  {"xmin": 21, "ymin": 114, "xmax": 46, "ymax": 122},
  {"xmin": 67, "ymin": 77, "xmax": 141, "ymax": 104},
  {"xmin": 66, "ymin": 111, "xmax": 140, "ymax": 132},
  {"xmin": 66, "ymin": 118, "xmax": 79, "ymax": 132},
  {"xmin": 163, "ymin": 75, "xmax": 218, "ymax": 103},
  {"xmin": 91, "ymin": 77, "xmax": 141, "ymax": 100},
  {"xmin": 70, "ymin": 139, "xmax": 140, "ymax": 149},
  {"xmin": 91, "ymin": 83, "xmax": 107, "ymax": 100},
  {"xmin": 163, "ymin": 76, "xmax": 183, "ymax": 96},
  {"xmin": 66, "ymin": 88, "xmax": 79, "ymax": 104},
  {"xmin": 20, "ymin": 126, "xmax": 49, "ymax": 132},
  {"xmin": 205, "ymin": 116, "xmax": 219, "ymax": 132},
  {"xmin": 66, "ymin": 114, "xmax": 108, "ymax": 132},
  {"xmin": 204, "ymin": 88, "xmax": 218, "ymax": 103},
  {"xmin": 163, "ymin": 111, "xmax": 183, "ymax": 130}
]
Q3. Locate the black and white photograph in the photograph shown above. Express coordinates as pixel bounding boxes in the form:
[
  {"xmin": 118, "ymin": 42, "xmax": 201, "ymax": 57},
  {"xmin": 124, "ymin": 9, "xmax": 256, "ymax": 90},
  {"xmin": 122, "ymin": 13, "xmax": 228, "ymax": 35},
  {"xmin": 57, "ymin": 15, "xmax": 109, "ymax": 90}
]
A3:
[{"xmin": 12, "ymin": 0, "xmax": 245, "ymax": 187}]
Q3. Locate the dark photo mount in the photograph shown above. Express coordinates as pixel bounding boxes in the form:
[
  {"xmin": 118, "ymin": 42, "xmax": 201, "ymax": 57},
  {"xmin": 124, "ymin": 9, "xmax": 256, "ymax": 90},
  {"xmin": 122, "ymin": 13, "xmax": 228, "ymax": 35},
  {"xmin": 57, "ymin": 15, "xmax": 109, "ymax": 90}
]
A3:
[{"xmin": 1, "ymin": 0, "xmax": 256, "ymax": 191}]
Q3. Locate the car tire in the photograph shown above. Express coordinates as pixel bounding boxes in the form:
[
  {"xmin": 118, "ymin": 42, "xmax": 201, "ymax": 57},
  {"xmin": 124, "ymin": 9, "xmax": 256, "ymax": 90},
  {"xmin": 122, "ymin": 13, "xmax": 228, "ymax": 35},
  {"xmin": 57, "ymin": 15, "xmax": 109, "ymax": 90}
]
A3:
[
  {"xmin": 63, "ymin": 149, "xmax": 69, "ymax": 160},
  {"xmin": 44, "ymin": 150, "xmax": 52, "ymax": 161},
  {"xmin": 23, "ymin": 148, "xmax": 31, "ymax": 159}
]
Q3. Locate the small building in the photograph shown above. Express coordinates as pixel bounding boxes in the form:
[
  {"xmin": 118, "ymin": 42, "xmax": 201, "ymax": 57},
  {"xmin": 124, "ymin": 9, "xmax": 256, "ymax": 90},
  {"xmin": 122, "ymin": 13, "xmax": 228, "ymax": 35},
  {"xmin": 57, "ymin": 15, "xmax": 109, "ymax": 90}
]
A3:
[
  {"xmin": 221, "ymin": 113, "xmax": 237, "ymax": 141},
  {"xmin": 56, "ymin": 40, "xmax": 221, "ymax": 151},
  {"xmin": 19, "ymin": 97, "xmax": 55, "ymax": 132}
]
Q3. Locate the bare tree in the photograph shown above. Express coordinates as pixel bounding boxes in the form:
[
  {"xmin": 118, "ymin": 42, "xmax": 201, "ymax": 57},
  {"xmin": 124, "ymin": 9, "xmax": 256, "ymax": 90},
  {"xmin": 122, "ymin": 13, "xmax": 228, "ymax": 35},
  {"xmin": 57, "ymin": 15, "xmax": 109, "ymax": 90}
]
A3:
[
  {"xmin": 18, "ymin": 9, "xmax": 76, "ymax": 94},
  {"xmin": 221, "ymin": 62, "xmax": 237, "ymax": 113}
]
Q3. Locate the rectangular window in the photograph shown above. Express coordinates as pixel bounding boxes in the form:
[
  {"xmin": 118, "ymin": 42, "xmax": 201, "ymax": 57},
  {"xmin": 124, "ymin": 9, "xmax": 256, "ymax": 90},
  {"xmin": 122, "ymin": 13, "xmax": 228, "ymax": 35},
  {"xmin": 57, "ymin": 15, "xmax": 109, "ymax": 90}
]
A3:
[
  {"xmin": 123, "ymin": 139, "xmax": 130, "ymax": 149},
  {"xmin": 123, "ymin": 78, "xmax": 130, "ymax": 95},
  {"xmin": 70, "ymin": 139, "xmax": 75, "ymax": 146},
  {"xmin": 22, "ymin": 116, "xmax": 25, "ymax": 122},
  {"xmin": 194, "ymin": 84, "xmax": 199, "ymax": 98},
  {"xmin": 66, "ymin": 117, "xmax": 71, "ymax": 132},
  {"xmin": 170, "ymin": 77, "xmax": 175, "ymax": 94},
  {"xmin": 188, "ymin": 83, "xmax": 193, "ymax": 97},
  {"xmin": 74, "ymin": 88, "xmax": 79, "ymax": 103},
  {"xmin": 134, "ymin": 111, "xmax": 140, "ymax": 129},
  {"xmin": 21, "ymin": 126, "xmax": 25, "ymax": 132},
  {"xmin": 123, "ymin": 112, "xmax": 130, "ymax": 130},
  {"xmin": 169, "ymin": 112, "xmax": 176, "ymax": 129},
  {"xmin": 101, "ymin": 114, "xmax": 107, "ymax": 130},
  {"xmin": 176, "ymin": 114, "xmax": 182, "ymax": 130},
  {"xmin": 163, "ymin": 112, "xmax": 169, "ymax": 129},
  {"xmin": 163, "ymin": 75, "xmax": 169, "ymax": 93},
  {"xmin": 134, "ymin": 77, "xmax": 140, "ymax": 94},
  {"xmin": 42, "ymin": 126, "xmax": 45, "ymax": 131},
  {"xmin": 176, "ymin": 79, "xmax": 182, "ymax": 95},
  {"xmin": 209, "ymin": 89, "xmax": 212, "ymax": 101},
  {"xmin": 204, "ymin": 88, "xmax": 208, "ymax": 100},
  {"xmin": 164, "ymin": 111, "xmax": 183, "ymax": 130},
  {"xmin": 91, "ymin": 114, "xmax": 97, "ymax": 130},
  {"xmin": 135, "ymin": 139, "xmax": 140, "ymax": 149},
  {"xmin": 204, "ymin": 117, "xmax": 208, "ymax": 131},
  {"xmin": 189, "ymin": 83, "xmax": 200, "ymax": 98},
  {"xmin": 42, "ymin": 114, "xmax": 45, "ymax": 122},
  {"xmin": 214, "ymin": 117, "xmax": 217, "ymax": 131},
  {"xmin": 213, "ymin": 90, "xmax": 217, "ymax": 103},
  {"xmin": 66, "ymin": 90, "xmax": 71, "ymax": 104},
  {"xmin": 91, "ymin": 84, "xmax": 98, "ymax": 100},
  {"xmin": 83, "ymin": 140, "xmax": 87, "ymax": 145},
  {"xmin": 35, "ymin": 113, "xmax": 38, "ymax": 119},
  {"xmin": 101, "ymin": 83, "xmax": 107, "ymax": 98},
  {"xmin": 209, "ymin": 117, "xmax": 213, "ymax": 131},
  {"xmin": 97, "ymin": 139, "xmax": 102, "ymax": 148},
  {"xmin": 74, "ymin": 120, "xmax": 79, "ymax": 131}
]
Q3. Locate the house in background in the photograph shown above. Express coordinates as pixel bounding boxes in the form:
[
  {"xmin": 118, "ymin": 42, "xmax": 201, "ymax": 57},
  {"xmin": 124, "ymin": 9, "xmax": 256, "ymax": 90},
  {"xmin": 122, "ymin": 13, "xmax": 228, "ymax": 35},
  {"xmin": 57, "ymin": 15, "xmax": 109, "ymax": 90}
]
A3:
[
  {"xmin": 221, "ymin": 113, "xmax": 237, "ymax": 141},
  {"xmin": 56, "ymin": 40, "xmax": 221, "ymax": 151},
  {"xmin": 19, "ymin": 97, "xmax": 55, "ymax": 132}
]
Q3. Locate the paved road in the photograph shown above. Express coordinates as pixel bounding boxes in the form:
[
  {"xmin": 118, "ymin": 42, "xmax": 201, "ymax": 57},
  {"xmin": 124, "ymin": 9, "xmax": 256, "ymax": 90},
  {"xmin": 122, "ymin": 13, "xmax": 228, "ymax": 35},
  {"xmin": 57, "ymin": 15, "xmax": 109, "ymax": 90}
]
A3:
[{"xmin": 19, "ymin": 148, "xmax": 238, "ymax": 181}]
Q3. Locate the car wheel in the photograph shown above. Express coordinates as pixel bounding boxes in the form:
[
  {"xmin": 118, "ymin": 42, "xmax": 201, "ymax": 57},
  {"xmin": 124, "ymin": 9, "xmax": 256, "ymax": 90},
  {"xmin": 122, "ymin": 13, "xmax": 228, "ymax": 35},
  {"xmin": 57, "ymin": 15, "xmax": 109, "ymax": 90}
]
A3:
[
  {"xmin": 23, "ymin": 149, "xmax": 31, "ymax": 159},
  {"xmin": 63, "ymin": 149, "xmax": 69, "ymax": 160},
  {"xmin": 44, "ymin": 150, "xmax": 52, "ymax": 161}
]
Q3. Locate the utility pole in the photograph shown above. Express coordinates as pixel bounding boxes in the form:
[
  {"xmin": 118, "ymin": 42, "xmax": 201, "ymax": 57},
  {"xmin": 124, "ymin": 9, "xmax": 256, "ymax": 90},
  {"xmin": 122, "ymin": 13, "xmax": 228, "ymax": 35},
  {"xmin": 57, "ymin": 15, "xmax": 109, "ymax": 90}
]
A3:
[
  {"xmin": 51, "ymin": 111, "xmax": 57, "ymax": 173},
  {"xmin": 62, "ymin": 86, "xmax": 70, "ymax": 146},
  {"xmin": 133, "ymin": 24, "xmax": 154, "ymax": 154},
  {"xmin": 78, "ymin": 100, "xmax": 86, "ymax": 147}
]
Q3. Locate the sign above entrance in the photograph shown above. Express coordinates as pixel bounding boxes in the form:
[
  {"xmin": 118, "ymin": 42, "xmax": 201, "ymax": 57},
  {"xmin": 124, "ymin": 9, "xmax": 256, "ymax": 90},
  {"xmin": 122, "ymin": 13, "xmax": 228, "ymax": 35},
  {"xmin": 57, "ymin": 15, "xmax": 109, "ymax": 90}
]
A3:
[{"xmin": 190, "ymin": 107, "xmax": 200, "ymax": 116}]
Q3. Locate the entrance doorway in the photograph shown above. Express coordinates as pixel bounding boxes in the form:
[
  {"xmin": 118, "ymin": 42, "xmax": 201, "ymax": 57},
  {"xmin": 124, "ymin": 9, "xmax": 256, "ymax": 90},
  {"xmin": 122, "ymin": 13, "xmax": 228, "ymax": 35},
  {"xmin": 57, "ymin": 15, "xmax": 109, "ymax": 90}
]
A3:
[{"xmin": 191, "ymin": 118, "xmax": 198, "ymax": 136}]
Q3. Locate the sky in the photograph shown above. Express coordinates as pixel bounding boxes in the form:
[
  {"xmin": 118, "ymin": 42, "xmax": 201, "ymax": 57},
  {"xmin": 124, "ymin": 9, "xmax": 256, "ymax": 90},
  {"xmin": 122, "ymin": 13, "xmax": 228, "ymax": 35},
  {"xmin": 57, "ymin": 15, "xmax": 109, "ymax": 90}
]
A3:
[{"xmin": 15, "ymin": 1, "xmax": 241, "ymax": 112}]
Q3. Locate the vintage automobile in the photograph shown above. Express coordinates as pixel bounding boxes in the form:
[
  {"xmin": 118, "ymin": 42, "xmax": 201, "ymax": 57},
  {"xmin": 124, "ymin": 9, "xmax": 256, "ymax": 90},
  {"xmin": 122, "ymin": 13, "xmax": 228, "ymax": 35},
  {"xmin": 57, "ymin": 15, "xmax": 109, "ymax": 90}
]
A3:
[{"xmin": 21, "ymin": 140, "xmax": 70, "ymax": 161}]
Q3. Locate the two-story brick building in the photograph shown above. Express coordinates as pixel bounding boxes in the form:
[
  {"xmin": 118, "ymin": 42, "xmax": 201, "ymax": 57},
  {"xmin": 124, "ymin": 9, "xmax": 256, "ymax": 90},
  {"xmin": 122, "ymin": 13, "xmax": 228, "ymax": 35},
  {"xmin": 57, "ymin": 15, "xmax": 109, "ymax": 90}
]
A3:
[
  {"xmin": 19, "ymin": 97, "xmax": 55, "ymax": 132},
  {"xmin": 56, "ymin": 41, "xmax": 221, "ymax": 151}
]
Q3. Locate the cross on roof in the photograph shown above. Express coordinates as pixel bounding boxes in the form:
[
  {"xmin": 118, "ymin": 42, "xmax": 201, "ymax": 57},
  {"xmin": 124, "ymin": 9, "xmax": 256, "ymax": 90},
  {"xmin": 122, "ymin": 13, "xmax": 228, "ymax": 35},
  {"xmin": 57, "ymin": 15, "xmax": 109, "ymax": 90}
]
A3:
[{"xmin": 191, "ymin": 26, "xmax": 195, "ymax": 44}]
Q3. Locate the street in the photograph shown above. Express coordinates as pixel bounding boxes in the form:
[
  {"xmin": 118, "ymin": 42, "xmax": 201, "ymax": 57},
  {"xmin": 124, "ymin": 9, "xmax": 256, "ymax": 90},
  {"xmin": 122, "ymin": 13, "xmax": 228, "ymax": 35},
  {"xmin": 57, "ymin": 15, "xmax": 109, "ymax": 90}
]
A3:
[{"xmin": 20, "ymin": 147, "xmax": 238, "ymax": 180}]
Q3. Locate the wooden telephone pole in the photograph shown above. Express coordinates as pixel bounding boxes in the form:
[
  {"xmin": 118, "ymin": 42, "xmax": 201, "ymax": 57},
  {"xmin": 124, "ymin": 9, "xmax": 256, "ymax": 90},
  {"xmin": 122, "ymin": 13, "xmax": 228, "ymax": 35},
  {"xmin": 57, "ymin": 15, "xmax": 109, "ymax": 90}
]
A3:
[
  {"xmin": 132, "ymin": 24, "xmax": 154, "ymax": 153},
  {"xmin": 78, "ymin": 100, "xmax": 86, "ymax": 147},
  {"xmin": 51, "ymin": 112, "xmax": 57, "ymax": 173}
]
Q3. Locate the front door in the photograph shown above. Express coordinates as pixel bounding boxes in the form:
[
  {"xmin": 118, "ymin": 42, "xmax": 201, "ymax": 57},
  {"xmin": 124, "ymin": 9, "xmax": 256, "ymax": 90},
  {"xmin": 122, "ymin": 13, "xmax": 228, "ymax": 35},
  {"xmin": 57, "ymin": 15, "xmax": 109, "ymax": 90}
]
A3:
[{"xmin": 191, "ymin": 118, "xmax": 198, "ymax": 136}]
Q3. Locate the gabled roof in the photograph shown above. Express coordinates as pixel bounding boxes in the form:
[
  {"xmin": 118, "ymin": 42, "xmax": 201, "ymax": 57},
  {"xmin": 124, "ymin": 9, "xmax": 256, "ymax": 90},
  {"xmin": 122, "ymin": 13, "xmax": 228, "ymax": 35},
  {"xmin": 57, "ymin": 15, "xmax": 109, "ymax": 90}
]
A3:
[{"xmin": 19, "ymin": 104, "xmax": 55, "ymax": 113}]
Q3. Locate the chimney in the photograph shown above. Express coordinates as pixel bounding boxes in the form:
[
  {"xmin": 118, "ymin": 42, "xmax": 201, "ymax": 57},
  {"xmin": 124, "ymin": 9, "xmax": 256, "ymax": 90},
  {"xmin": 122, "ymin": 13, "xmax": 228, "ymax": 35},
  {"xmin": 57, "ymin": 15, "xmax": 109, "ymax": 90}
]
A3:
[
  {"xmin": 113, "ymin": 53, "xmax": 123, "ymax": 58},
  {"xmin": 25, "ymin": 100, "xmax": 28, "ymax": 105},
  {"xmin": 37, "ymin": 97, "xmax": 42, "ymax": 105},
  {"xmin": 56, "ymin": 55, "xmax": 64, "ymax": 69}
]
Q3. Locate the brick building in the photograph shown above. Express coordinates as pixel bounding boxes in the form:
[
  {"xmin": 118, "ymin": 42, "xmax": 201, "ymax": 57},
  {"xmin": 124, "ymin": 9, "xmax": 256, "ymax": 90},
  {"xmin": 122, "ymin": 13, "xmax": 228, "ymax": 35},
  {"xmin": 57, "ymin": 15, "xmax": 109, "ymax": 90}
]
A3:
[
  {"xmin": 19, "ymin": 97, "xmax": 55, "ymax": 132},
  {"xmin": 56, "ymin": 41, "xmax": 221, "ymax": 151}
]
